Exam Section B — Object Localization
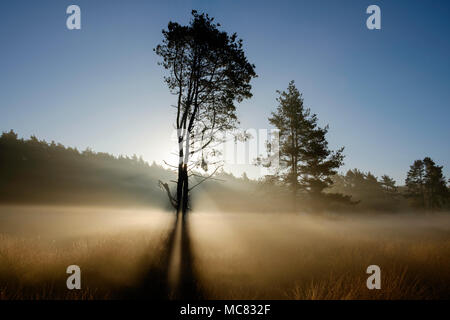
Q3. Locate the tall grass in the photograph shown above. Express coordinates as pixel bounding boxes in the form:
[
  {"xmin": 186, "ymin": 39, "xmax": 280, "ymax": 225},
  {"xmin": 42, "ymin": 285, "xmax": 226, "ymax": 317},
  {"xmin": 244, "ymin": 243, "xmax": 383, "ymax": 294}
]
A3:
[
  {"xmin": 1, "ymin": 206, "xmax": 449, "ymax": 299},
  {"xmin": 188, "ymin": 213, "xmax": 450, "ymax": 299},
  {"xmin": 0, "ymin": 206, "xmax": 174, "ymax": 300}
]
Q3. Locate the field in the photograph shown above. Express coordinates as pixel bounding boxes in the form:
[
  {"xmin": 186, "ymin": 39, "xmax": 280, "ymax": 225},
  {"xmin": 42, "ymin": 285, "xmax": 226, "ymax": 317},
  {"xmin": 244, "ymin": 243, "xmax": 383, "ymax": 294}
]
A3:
[{"xmin": 0, "ymin": 205, "xmax": 449, "ymax": 299}]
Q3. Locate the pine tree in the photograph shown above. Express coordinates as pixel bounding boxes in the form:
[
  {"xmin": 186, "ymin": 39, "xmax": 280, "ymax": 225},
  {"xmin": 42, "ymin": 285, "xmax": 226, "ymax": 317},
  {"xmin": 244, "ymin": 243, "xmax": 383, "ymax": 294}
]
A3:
[
  {"xmin": 259, "ymin": 81, "xmax": 347, "ymax": 210},
  {"xmin": 300, "ymin": 122, "xmax": 345, "ymax": 199},
  {"xmin": 405, "ymin": 160, "xmax": 425, "ymax": 208},
  {"xmin": 423, "ymin": 157, "xmax": 448, "ymax": 211},
  {"xmin": 405, "ymin": 157, "xmax": 448, "ymax": 211},
  {"xmin": 380, "ymin": 174, "xmax": 398, "ymax": 195},
  {"xmin": 155, "ymin": 11, "xmax": 256, "ymax": 216},
  {"xmin": 265, "ymin": 81, "xmax": 306, "ymax": 205}
]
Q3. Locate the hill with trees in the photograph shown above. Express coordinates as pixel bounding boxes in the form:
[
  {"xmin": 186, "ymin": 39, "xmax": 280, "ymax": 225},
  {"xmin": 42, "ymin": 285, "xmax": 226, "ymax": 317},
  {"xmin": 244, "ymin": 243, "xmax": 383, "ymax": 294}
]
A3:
[{"xmin": 1, "ymin": 130, "xmax": 448, "ymax": 214}]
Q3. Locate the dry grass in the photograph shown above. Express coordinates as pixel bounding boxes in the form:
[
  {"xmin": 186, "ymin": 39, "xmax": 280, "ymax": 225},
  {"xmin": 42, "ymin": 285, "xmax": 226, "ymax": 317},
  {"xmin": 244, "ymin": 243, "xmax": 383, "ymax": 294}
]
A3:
[
  {"xmin": 188, "ymin": 212, "xmax": 450, "ymax": 299},
  {"xmin": 0, "ymin": 205, "xmax": 174, "ymax": 300},
  {"xmin": 1, "ymin": 206, "xmax": 449, "ymax": 299}
]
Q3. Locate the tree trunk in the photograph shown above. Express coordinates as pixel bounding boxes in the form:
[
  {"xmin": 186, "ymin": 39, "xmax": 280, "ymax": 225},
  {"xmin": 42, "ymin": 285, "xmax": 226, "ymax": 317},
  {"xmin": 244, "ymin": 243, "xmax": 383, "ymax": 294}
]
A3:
[
  {"xmin": 181, "ymin": 164, "xmax": 189, "ymax": 217},
  {"xmin": 176, "ymin": 164, "xmax": 184, "ymax": 213},
  {"xmin": 292, "ymin": 186, "xmax": 297, "ymax": 213}
]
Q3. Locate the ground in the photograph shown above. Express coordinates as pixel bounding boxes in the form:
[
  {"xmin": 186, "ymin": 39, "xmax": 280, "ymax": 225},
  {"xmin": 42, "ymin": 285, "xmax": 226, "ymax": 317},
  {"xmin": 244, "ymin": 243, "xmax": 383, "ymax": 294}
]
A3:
[{"xmin": 0, "ymin": 206, "xmax": 449, "ymax": 299}]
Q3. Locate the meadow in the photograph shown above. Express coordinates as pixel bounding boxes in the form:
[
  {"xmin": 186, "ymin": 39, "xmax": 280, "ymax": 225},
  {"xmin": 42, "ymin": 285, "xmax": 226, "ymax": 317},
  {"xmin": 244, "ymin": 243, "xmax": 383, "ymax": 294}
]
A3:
[
  {"xmin": 189, "ymin": 212, "xmax": 450, "ymax": 299},
  {"xmin": 0, "ymin": 205, "xmax": 449, "ymax": 300}
]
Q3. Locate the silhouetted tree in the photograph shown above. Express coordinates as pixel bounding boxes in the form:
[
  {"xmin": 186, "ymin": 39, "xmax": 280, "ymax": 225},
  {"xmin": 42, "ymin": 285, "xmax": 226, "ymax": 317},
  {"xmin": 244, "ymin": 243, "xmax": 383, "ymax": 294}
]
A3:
[
  {"xmin": 155, "ymin": 11, "xmax": 256, "ymax": 216},
  {"xmin": 258, "ymin": 81, "xmax": 347, "ymax": 210},
  {"xmin": 380, "ymin": 174, "xmax": 398, "ymax": 195},
  {"xmin": 330, "ymin": 169, "xmax": 403, "ymax": 211},
  {"xmin": 405, "ymin": 157, "xmax": 448, "ymax": 211},
  {"xmin": 423, "ymin": 157, "xmax": 448, "ymax": 210},
  {"xmin": 405, "ymin": 160, "xmax": 426, "ymax": 208}
]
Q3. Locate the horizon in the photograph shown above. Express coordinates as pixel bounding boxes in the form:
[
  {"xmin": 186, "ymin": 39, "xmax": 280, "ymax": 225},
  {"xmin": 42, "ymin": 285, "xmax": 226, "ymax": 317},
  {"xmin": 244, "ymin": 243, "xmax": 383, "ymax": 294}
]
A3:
[{"xmin": 1, "ymin": 128, "xmax": 442, "ymax": 187}]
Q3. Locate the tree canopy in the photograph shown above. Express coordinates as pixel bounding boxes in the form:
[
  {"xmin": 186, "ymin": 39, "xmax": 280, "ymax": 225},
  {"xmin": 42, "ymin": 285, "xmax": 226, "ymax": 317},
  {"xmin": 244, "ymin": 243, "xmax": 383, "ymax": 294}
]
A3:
[
  {"xmin": 257, "ymin": 81, "xmax": 348, "ymax": 210},
  {"xmin": 406, "ymin": 157, "xmax": 448, "ymax": 211},
  {"xmin": 155, "ymin": 11, "xmax": 257, "ymax": 215}
]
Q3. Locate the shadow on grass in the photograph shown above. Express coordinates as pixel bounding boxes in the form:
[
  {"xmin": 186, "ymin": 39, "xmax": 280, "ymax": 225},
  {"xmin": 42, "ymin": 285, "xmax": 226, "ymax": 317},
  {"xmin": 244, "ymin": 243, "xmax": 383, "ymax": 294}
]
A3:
[{"xmin": 116, "ymin": 213, "xmax": 203, "ymax": 300}]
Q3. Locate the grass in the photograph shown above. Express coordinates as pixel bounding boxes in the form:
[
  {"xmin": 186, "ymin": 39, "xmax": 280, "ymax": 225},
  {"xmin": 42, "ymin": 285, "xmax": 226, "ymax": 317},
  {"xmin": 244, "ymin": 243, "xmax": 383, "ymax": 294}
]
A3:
[
  {"xmin": 0, "ymin": 205, "xmax": 174, "ymax": 299},
  {"xmin": 0, "ymin": 206, "xmax": 449, "ymax": 299},
  {"xmin": 188, "ymin": 212, "xmax": 450, "ymax": 299}
]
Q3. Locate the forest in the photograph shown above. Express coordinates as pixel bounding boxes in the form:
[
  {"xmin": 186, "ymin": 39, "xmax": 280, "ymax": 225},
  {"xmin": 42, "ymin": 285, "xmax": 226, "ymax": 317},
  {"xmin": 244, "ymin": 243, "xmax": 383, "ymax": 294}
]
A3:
[{"xmin": 1, "ymin": 129, "xmax": 448, "ymax": 214}]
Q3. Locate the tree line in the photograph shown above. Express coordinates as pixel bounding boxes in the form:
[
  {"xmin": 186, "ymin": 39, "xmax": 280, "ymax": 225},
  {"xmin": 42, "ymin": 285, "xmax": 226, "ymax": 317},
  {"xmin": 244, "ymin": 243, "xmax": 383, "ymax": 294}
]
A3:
[
  {"xmin": 255, "ymin": 81, "xmax": 449, "ymax": 213},
  {"xmin": 0, "ymin": 130, "xmax": 173, "ymax": 208},
  {"xmin": 0, "ymin": 128, "xmax": 448, "ymax": 213}
]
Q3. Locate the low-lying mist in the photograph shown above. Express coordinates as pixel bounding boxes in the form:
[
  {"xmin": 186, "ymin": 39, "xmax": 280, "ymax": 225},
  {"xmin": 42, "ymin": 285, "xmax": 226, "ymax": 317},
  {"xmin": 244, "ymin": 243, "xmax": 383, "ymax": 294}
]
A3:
[
  {"xmin": 1, "ymin": 205, "xmax": 449, "ymax": 299},
  {"xmin": 0, "ymin": 205, "xmax": 174, "ymax": 299},
  {"xmin": 189, "ymin": 212, "xmax": 450, "ymax": 299}
]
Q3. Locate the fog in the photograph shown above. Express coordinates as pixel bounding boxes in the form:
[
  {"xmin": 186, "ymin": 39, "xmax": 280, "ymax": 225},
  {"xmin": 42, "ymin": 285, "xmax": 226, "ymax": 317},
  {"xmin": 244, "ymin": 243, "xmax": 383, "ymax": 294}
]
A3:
[
  {"xmin": 1, "ymin": 205, "xmax": 449, "ymax": 299},
  {"xmin": 188, "ymin": 212, "xmax": 450, "ymax": 299}
]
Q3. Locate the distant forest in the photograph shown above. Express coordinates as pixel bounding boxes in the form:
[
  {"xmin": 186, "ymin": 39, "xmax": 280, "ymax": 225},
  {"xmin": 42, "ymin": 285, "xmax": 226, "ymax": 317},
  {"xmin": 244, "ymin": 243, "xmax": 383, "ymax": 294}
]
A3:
[{"xmin": 0, "ymin": 130, "xmax": 448, "ymax": 213}]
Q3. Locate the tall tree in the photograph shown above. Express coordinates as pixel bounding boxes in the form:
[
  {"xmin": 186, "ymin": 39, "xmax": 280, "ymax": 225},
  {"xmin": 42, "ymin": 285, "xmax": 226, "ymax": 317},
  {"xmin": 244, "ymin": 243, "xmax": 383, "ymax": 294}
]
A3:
[
  {"xmin": 405, "ymin": 160, "xmax": 426, "ymax": 208},
  {"xmin": 423, "ymin": 157, "xmax": 448, "ymax": 210},
  {"xmin": 155, "ymin": 11, "xmax": 256, "ymax": 216},
  {"xmin": 258, "ymin": 81, "xmax": 346, "ymax": 209},
  {"xmin": 405, "ymin": 157, "xmax": 448, "ymax": 211},
  {"xmin": 263, "ymin": 81, "xmax": 306, "ymax": 206}
]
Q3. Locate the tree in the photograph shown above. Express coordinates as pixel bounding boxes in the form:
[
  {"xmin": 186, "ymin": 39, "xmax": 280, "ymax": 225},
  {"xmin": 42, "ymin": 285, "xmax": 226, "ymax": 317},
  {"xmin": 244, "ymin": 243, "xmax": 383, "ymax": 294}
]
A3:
[
  {"xmin": 423, "ymin": 157, "xmax": 448, "ymax": 210},
  {"xmin": 329, "ymin": 170, "xmax": 405, "ymax": 211},
  {"xmin": 300, "ymin": 114, "xmax": 345, "ymax": 200},
  {"xmin": 405, "ymin": 157, "xmax": 448, "ymax": 211},
  {"xmin": 258, "ymin": 81, "xmax": 347, "ymax": 210},
  {"xmin": 155, "ymin": 11, "xmax": 256, "ymax": 216},
  {"xmin": 259, "ymin": 81, "xmax": 305, "ymax": 206},
  {"xmin": 380, "ymin": 174, "xmax": 398, "ymax": 195},
  {"xmin": 405, "ymin": 160, "xmax": 426, "ymax": 208}
]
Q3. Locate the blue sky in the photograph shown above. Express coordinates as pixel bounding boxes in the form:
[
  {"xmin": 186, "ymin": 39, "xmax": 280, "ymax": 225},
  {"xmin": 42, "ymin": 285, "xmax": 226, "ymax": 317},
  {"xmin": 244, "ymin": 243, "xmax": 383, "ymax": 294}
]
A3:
[{"xmin": 0, "ymin": 0, "xmax": 449, "ymax": 183}]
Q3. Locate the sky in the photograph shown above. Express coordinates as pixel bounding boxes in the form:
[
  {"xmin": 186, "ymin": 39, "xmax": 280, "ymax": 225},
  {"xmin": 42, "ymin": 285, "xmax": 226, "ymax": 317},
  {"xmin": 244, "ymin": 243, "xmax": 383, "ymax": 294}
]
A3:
[{"xmin": 0, "ymin": 0, "xmax": 449, "ymax": 184}]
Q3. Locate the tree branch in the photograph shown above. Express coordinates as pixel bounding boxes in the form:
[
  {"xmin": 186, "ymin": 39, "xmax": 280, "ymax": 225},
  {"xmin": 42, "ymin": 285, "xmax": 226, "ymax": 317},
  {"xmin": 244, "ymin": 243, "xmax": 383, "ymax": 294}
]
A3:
[
  {"xmin": 158, "ymin": 180, "xmax": 177, "ymax": 209},
  {"xmin": 188, "ymin": 165, "xmax": 222, "ymax": 191}
]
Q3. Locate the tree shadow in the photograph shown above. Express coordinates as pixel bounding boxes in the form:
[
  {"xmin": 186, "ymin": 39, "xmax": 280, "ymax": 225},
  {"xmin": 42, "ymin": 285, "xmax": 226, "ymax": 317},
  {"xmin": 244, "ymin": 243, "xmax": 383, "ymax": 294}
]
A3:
[
  {"xmin": 115, "ymin": 213, "xmax": 202, "ymax": 300},
  {"xmin": 173, "ymin": 214, "xmax": 204, "ymax": 299}
]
